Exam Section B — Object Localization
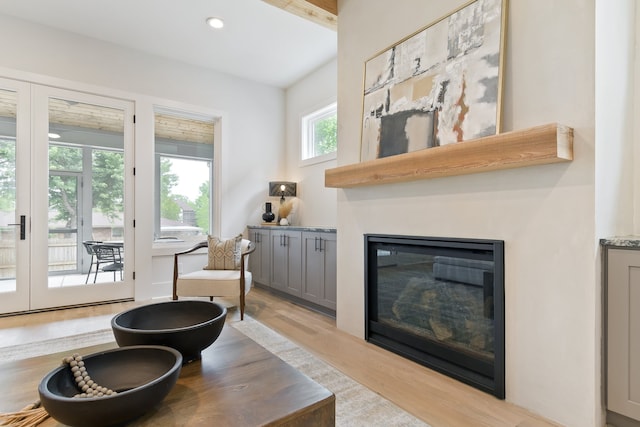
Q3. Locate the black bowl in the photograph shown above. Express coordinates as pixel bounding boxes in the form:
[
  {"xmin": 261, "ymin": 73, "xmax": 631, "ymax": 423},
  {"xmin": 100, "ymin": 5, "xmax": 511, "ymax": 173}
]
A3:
[
  {"xmin": 39, "ymin": 345, "xmax": 182, "ymax": 427},
  {"xmin": 111, "ymin": 300, "xmax": 227, "ymax": 363}
]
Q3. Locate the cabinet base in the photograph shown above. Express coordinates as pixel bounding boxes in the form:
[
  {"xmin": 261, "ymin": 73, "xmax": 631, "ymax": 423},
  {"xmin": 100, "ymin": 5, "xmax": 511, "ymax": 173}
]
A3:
[{"xmin": 608, "ymin": 410, "xmax": 640, "ymax": 427}]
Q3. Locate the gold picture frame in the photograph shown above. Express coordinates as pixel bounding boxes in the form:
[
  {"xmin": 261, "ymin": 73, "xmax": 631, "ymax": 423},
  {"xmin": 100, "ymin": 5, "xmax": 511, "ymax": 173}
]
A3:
[{"xmin": 360, "ymin": 0, "xmax": 508, "ymax": 161}]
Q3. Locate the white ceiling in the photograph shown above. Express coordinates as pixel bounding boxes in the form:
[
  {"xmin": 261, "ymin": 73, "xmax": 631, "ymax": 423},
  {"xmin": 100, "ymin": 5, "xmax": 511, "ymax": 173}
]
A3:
[{"xmin": 0, "ymin": 0, "xmax": 337, "ymax": 88}]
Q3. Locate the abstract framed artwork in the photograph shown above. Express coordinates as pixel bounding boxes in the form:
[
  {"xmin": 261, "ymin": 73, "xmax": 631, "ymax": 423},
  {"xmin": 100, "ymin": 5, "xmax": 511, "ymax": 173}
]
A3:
[{"xmin": 360, "ymin": 0, "xmax": 508, "ymax": 161}]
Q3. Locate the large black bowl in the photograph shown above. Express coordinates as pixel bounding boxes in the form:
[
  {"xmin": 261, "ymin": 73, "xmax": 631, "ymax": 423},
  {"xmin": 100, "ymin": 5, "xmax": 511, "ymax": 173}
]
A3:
[
  {"xmin": 111, "ymin": 300, "xmax": 227, "ymax": 363},
  {"xmin": 39, "ymin": 345, "xmax": 182, "ymax": 427}
]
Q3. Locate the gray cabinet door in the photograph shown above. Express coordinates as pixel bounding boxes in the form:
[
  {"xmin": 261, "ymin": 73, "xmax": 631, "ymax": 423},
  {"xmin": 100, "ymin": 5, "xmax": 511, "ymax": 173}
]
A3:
[
  {"xmin": 302, "ymin": 232, "xmax": 336, "ymax": 310},
  {"xmin": 270, "ymin": 229, "xmax": 302, "ymax": 296},
  {"xmin": 323, "ymin": 235, "xmax": 337, "ymax": 309},
  {"xmin": 248, "ymin": 228, "xmax": 270, "ymax": 286},
  {"xmin": 607, "ymin": 248, "xmax": 640, "ymax": 421}
]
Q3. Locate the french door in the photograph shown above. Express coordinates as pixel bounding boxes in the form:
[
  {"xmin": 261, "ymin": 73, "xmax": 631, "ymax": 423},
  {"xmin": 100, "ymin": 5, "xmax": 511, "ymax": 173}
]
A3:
[
  {"xmin": 0, "ymin": 81, "xmax": 135, "ymax": 314},
  {"xmin": 0, "ymin": 79, "xmax": 30, "ymax": 313}
]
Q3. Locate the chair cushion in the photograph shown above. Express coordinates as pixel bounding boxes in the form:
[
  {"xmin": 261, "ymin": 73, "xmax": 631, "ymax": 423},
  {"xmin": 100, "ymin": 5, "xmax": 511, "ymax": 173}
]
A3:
[
  {"xmin": 204, "ymin": 234, "xmax": 242, "ymax": 270},
  {"xmin": 176, "ymin": 270, "xmax": 252, "ymax": 297}
]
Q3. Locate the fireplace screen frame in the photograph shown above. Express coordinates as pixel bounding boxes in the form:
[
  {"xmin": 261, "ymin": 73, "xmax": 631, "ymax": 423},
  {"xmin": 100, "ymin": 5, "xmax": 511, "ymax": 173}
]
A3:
[{"xmin": 364, "ymin": 234, "xmax": 505, "ymax": 398}]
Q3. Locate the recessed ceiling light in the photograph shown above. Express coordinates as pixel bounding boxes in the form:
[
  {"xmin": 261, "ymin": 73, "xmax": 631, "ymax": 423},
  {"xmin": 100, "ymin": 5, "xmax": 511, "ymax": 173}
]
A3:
[
  {"xmin": 48, "ymin": 133, "xmax": 61, "ymax": 139},
  {"xmin": 206, "ymin": 17, "xmax": 224, "ymax": 29}
]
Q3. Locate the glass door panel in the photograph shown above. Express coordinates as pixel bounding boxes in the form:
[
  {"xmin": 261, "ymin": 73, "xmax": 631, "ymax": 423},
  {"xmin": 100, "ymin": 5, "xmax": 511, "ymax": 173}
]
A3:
[
  {"xmin": 0, "ymin": 90, "xmax": 18, "ymax": 290},
  {"xmin": 48, "ymin": 172, "xmax": 80, "ymax": 280},
  {"xmin": 31, "ymin": 86, "xmax": 134, "ymax": 309},
  {"xmin": 0, "ymin": 81, "xmax": 30, "ymax": 314}
]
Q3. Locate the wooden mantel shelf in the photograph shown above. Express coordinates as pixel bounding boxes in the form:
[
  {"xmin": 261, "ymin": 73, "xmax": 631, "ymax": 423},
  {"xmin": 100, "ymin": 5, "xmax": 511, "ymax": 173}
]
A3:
[{"xmin": 324, "ymin": 123, "xmax": 573, "ymax": 188}]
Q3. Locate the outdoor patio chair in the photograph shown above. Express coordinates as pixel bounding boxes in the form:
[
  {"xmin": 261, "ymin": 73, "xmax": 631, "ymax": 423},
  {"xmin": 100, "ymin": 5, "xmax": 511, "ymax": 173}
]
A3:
[
  {"xmin": 91, "ymin": 244, "xmax": 124, "ymax": 283},
  {"xmin": 82, "ymin": 240, "xmax": 102, "ymax": 284}
]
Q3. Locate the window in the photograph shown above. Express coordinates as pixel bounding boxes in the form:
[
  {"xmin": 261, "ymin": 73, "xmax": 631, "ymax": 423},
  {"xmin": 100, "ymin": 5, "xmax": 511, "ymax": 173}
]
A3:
[
  {"xmin": 301, "ymin": 102, "xmax": 337, "ymax": 163},
  {"xmin": 154, "ymin": 109, "xmax": 214, "ymax": 243}
]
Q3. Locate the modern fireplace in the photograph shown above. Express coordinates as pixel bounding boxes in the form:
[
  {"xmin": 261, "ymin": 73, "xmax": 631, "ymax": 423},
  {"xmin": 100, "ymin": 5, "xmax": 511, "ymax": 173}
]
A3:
[{"xmin": 365, "ymin": 234, "xmax": 505, "ymax": 398}]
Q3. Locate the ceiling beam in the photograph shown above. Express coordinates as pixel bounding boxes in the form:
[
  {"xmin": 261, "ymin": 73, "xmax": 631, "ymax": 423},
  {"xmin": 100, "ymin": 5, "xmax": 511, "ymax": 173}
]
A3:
[
  {"xmin": 303, "ymin": 0, "xmax": 337, "ymax": 15},
  {"xmin": 262, "ymin": 0, "xmax": 337, "ymax": 31}
]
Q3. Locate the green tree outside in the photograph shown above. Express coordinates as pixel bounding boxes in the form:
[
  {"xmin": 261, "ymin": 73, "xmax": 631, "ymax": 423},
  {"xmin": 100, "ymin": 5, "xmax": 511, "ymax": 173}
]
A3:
[
  {"xmin": 92, "ymin": 150, "xmax": 124, "ymax": 221},
  {"xmin": 314, "ymin": 114, "xmax": 337, "ymax": 156},
  {"xmin": 160, "ymin": 158, "xmax": 210, "ymax": 233},
  {"xmin": 48, "ymin": 146, "xmax": 125, "ymax": 226},
  {"xmin": 160, "ymin": 158, "xmax": 180, "ymax": 221},
  {"xmin": 194, "ymin": 181, "xmax": 210, "ymax": 232},
  {"xmin": 48, "ymin": 145, "xmax": 82, "ymax": 227},
  {"xmin": 3, "ymin": 143, "xmax": 209, "ymax": 234},
  {"xmin": 0, "ymin": 139, "xmax": 16, "ymax": 211}
]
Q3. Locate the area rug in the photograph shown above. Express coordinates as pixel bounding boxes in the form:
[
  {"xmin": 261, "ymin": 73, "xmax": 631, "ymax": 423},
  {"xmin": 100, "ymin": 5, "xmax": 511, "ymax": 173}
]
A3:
[
  {"xmin": 230, "ymin": 317, "xmax": 429, "ymax": 427},
  {"xmin": 0, "ymin": 321, "xmax": 429, "ymax": 427},
  {"xmin": 0, "ymin": 329, "xmax": 115, "ymax": 361}
]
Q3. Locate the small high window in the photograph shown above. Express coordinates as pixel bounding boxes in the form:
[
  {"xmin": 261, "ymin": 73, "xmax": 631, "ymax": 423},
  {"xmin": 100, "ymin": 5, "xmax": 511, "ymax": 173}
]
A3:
[{"xmin": 301, "ymin": 102, "xmax": 337, "ymax": 164}]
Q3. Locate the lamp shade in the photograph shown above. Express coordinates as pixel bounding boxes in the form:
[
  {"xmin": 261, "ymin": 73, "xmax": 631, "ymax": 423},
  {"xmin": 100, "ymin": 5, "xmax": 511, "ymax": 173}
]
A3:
[{"xmin": 269, "ymin": 181, "xmax": 297, "ymax": 198}]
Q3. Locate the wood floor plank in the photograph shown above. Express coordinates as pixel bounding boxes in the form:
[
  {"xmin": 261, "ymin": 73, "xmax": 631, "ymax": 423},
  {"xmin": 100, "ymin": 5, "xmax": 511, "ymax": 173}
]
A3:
[
  {"xmin": 0, "ymin": 288, "xmax": 560, "ymax": 427},
  {"xmin": 244, "ymin": 288, "xmax": 560, "ymax": 427}
]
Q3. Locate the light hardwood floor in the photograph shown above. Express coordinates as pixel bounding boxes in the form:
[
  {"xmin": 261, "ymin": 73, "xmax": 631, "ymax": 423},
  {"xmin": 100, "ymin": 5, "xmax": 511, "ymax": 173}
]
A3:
[{"xmin": 0, "ymin": 288, "xmax": 560, "ymax": 427}]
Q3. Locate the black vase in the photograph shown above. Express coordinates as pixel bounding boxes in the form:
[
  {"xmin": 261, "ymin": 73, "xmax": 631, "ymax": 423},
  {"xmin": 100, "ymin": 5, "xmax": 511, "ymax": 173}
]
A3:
[{"xmin": 262, "ymin": 202, "xmax": 275, "ymax": 223}]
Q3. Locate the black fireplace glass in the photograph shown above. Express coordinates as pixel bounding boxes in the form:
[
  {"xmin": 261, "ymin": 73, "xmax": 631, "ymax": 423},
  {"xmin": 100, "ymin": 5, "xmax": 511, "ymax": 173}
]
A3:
[{"xmin": 365, "ymin": 234, "xmax": 504, "ymax": 398}]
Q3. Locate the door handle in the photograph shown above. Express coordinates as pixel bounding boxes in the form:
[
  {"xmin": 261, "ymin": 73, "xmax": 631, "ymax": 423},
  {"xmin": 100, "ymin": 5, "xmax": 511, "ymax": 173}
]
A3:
[{"xmin": 7, "ymin": 215, "xmax": 26, "ymax": 240}]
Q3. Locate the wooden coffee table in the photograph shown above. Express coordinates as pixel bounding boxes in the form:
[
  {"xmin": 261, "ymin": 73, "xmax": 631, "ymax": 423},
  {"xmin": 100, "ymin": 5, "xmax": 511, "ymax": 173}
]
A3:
[{"xmin": 0, "ymin": 326, "xmax": 335, "ymax": 426}]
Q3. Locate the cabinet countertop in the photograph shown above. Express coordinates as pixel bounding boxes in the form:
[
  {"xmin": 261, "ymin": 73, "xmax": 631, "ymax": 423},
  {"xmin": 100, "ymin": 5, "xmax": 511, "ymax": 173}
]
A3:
[
  {"xmin": 248, "ymin": 225, "xmax": 336, "ymax": 233},
  {"xmin": 600, "ymin": 236, "xmax": 640, "ymax": 248}
]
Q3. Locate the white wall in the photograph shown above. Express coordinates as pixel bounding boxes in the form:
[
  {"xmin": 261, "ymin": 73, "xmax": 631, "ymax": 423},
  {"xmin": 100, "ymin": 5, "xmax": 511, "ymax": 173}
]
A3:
[
  {"xmin": 637, "ymin": 5, "xmax": 640, "ymax": 235},
  {"xmin": 336, "ymin": 1, "xmax": 598, "ymax": 426},
  {"xmin": 595, "ymin": 0, "xmax": 636, "ymax": 239},
  {"xmin": 279, "ymin": 57, "xmax": 338, "ymax": 227},
  {"xmin": 0, "ymin": 14, "xmax": 285, "ymax": 300},
  {"xmin": 595, "ymin": 2, "xmax": 639, "ymax": 425}
]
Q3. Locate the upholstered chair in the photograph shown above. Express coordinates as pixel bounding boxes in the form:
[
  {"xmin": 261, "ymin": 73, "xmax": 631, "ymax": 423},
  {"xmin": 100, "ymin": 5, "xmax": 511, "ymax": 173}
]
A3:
[{"xmin": 172, "ymin": 237, "xmax": 255, "ymax": 320}]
